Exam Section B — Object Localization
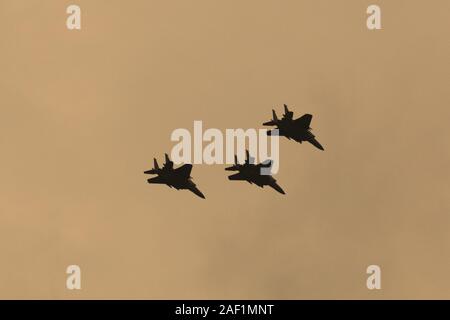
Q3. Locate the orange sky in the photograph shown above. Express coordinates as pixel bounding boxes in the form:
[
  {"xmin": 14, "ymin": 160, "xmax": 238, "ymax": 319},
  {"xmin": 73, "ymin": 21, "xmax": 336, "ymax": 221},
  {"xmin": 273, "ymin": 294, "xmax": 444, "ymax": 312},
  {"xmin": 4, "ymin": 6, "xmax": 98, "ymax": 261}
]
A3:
[{"xmin": 0, "ymin": 0, "xmax": 449, "ymax": 299}]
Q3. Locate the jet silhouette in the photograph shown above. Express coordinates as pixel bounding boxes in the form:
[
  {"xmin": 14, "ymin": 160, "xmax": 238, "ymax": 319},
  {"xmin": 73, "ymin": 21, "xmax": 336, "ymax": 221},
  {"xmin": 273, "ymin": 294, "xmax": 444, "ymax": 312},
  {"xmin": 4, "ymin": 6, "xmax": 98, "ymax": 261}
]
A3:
[
  {"xmin": 144, "ymin": 154, "xmax": 205, "ymax": 199},
  {"xmin": 263, "ymin": 104, "xmax": 324, "ymax": 150},
  {"xmin": 225, "ymin": 150, "xmax": 285, "ymax": 195}
]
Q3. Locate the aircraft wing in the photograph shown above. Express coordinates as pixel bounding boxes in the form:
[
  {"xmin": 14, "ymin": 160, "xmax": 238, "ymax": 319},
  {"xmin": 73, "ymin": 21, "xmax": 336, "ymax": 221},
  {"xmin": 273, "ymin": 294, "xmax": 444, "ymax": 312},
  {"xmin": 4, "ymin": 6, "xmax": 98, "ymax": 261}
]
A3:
[
  {"xmin": 173, "ymin": 164, "xmax": 193, "ymax": 179},
  {"xmin": 294, "ymin": 114, "xmax": 313, "ymax": 128}
]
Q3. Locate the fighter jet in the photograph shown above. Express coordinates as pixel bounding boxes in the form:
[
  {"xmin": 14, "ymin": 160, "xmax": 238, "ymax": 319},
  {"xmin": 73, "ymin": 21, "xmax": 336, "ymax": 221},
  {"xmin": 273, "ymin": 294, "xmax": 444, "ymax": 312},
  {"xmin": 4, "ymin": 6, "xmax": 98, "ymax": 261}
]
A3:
[
  {"xmin": 144, "ymin": 153, "xmax": 205, "ymax": 199},
  {"xmin": 263, "ymin": 104, "xmax": 324, "ymax": 151},
  {"xmin": 225, "ymin": 150, "xmax": 285, "ymax": 195}
]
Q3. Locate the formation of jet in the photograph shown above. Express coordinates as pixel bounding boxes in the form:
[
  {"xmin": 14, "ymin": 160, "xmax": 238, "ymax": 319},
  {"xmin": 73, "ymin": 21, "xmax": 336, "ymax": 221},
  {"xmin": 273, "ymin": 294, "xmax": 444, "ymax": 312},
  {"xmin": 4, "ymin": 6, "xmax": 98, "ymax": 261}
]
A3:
[
  {"xmin": 225, "ymin": 150, "xmax": 285, "ymax": 195},
  {"xmin": 144, "ymin": 154, "xmax": 205, "ymax": 199},
  {"xmin": 263, "ymin": 104, "xmax": 324, "ymax": 151},
  {"xmin": 145, "ymin": 104, "xmax": 324, "ymax": 198}
]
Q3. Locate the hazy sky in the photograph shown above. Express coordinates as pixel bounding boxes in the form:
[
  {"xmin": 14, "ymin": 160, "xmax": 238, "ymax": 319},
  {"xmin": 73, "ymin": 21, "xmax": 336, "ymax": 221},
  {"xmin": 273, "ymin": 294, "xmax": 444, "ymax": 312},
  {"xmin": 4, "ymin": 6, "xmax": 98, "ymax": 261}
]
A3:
[{"xmin": 0, "ymin": 0, "xmax": 449, "ymax": 299}]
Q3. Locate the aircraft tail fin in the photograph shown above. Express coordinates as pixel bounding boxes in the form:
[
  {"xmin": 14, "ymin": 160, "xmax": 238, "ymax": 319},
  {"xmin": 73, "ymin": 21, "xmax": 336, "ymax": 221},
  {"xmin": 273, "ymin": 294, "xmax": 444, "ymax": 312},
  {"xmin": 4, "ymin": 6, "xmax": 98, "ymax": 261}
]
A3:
[
  {"xmin": 245, "ymin": 149, "xmax": 250, "ymax": 164},
  {"xmin": 284, "ymin": 104, "xmax": 294, "ymax": 119},
  {"xmin": 263, "ymin": 109, "xmax": 278, "ymax": 126},
  {"xmin": 144, "ymin": 158, "xmax": 160, "ymax": 174},
  {"xmin": 225, "ymin": 155, "xmax": 240, "ymax": 171}
]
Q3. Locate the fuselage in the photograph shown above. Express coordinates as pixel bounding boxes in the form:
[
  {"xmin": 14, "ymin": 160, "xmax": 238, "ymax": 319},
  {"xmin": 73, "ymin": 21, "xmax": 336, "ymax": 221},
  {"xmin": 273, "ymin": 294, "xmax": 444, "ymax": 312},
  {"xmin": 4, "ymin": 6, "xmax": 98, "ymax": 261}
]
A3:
[
  {"xmin": 147, "ymin": 169, "xmax": 192, "ymax": 190},
  {"xmin": 267, "ymin": 120, "xmax": 323, "ymax": 150},
  {"xmin": 269, "ymin": 123, "xmax": 312, "ymax": 141},
  {"xmin": 236, "ymin": 166, "xmax": 276, "ymax": 187}
]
